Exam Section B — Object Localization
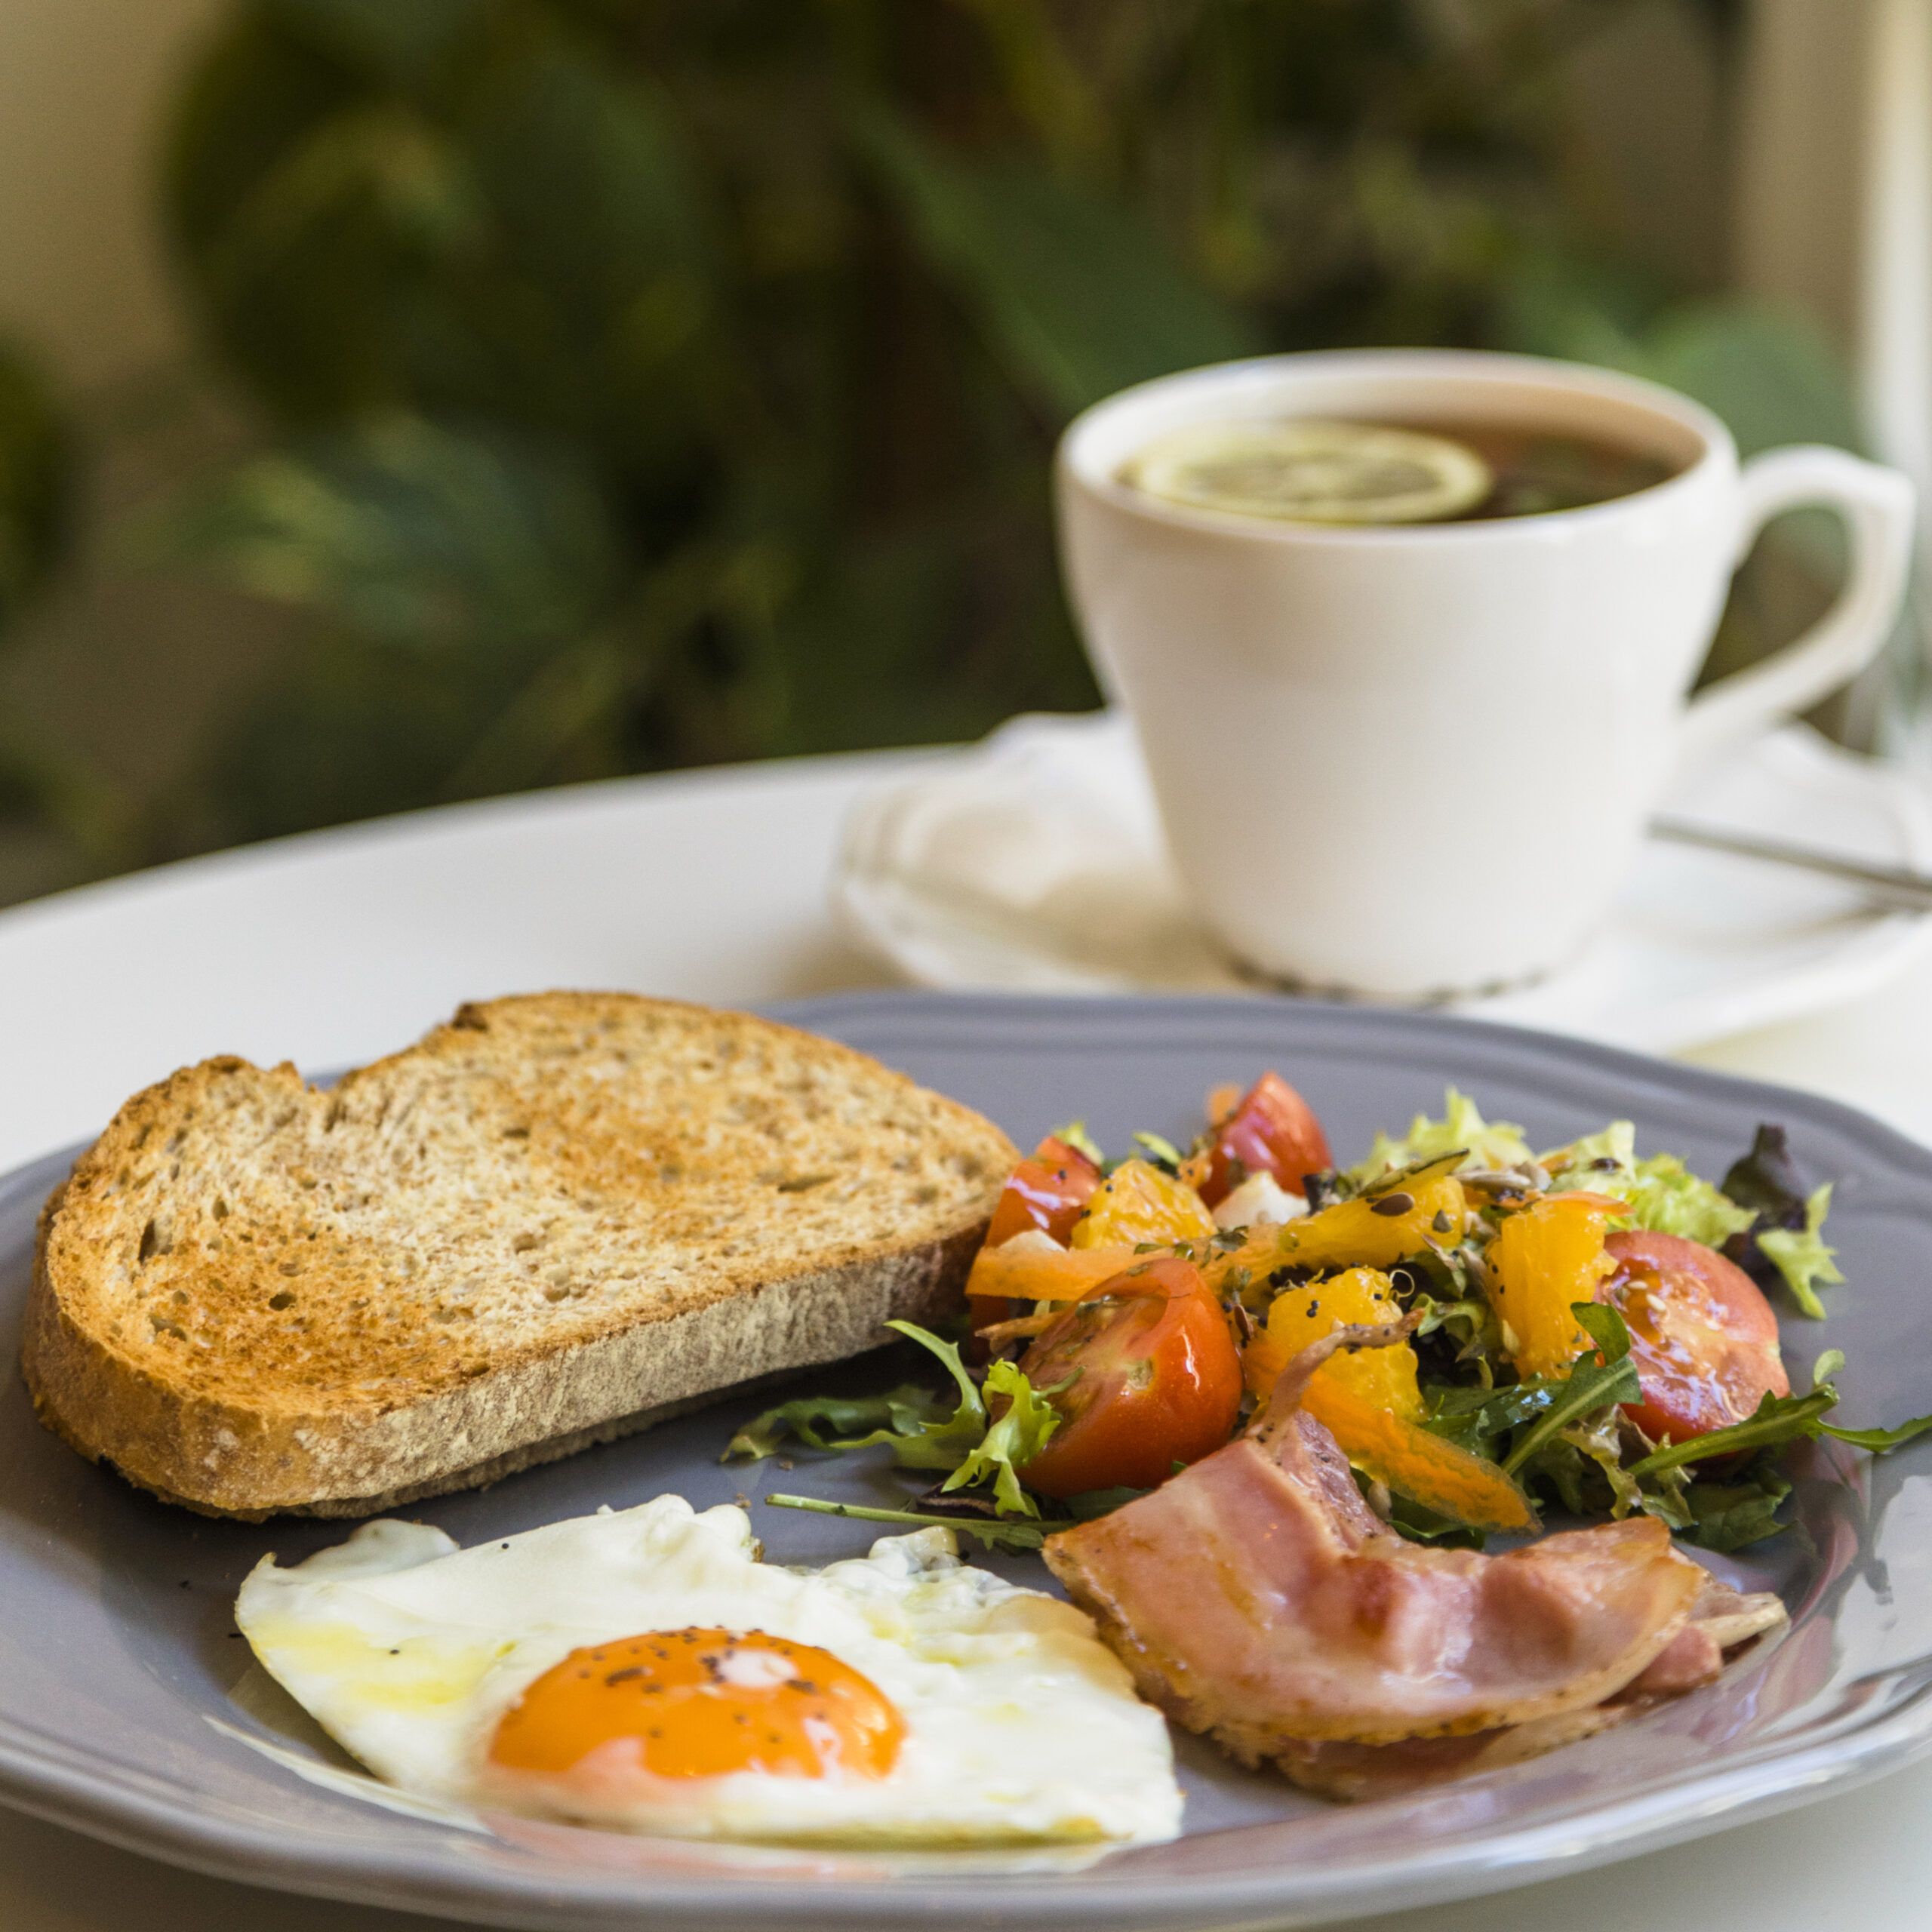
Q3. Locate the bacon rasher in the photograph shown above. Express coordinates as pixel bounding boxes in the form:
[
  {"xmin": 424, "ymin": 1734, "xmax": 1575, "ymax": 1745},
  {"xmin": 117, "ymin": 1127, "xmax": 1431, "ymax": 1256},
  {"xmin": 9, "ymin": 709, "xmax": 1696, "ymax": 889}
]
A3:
[{"xmin": 1043, "ymin": 1324, "xmax": 1784, "ymax": 1796}]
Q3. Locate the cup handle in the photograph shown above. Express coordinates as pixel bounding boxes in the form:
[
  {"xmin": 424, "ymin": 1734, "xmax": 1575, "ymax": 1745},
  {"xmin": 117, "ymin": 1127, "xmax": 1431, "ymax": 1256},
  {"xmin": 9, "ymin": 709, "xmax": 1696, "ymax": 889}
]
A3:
[{"xmin": 1673, "ymin": 446, "xmax": 1916, "ymax": 782}]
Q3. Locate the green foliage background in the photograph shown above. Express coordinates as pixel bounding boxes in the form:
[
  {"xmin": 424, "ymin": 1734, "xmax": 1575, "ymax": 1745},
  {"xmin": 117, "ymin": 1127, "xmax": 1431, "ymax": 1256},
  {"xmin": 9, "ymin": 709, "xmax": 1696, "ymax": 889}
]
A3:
[{"xmin": 7, "ymin": 0, "xmax": 1866, "ymax": 855}]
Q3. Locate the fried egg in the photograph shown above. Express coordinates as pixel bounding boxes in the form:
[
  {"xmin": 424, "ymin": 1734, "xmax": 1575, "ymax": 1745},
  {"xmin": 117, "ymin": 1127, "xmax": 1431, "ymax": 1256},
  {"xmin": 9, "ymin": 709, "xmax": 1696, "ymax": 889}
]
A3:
[{"xmin": 235, "ymin": 1496, "xmax": 1182, "ymax": 1845}]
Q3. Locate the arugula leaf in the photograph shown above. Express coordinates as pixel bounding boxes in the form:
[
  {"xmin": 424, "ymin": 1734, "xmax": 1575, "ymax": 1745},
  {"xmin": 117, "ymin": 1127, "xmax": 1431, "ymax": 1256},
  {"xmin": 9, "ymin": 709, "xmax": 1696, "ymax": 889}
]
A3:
[
  {"xmin": 1573, "ymin": 1300, "xmax": 1632, "ymax": 1363},
  {"xmin": 1500, "ymin": 1306, "xmax": 1641, "ymax": 1476},
  {"xmin": 1058, "ymin": 1484, "xmax": 1147, "ymax": 1519},
  {"xmin": 763, "ymin": 1494, "xmax": 1047, "ymax": 1553},
  {"xmin": 1426, "ymin": 1378, "xmax": 1556, "ymax": 1460},
  {"xmin": 1348, "ymin": 1088, "xmax": 1531, "ymax": 1183},
  {"xmin": 1626, "ymin": 1386, "xmax": 1839, "ymax": 1477},
  {"xmin": 1516, "ymin": 1433, "xmax": 1590, "ymax": 1514},
  {"xmin": 1679, "ymin": 1469, "xmax": 1794, "ymax": 1552},
  {"xmin": 1624, "ymin": 1369, "xmax": 1932, "ymax": 1479},
  {"xmin": 1628, "ymin": 1440, "xmax": 1794, "ymax": 1553},
  {"xmin": 723, "ymin": 1383, "xmax": 950, "ymax": 1462},
  {"xmin": 1757, "ymin": 1183, "xmax": 1844, "ymax": 1319},
  {"xmin": 1817, "ymin": 1410, "xmax": 1932, "ymax": 1451},
  {"xmin": 1383, "ymin": 1491, "xmax": 1487, "ymax": 1550}
]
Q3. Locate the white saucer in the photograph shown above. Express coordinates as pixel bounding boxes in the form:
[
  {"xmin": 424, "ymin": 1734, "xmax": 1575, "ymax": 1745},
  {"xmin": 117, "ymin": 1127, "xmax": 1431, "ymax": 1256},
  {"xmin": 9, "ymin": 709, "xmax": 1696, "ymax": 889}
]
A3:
[{"xmin": 832, "ymin": 712, "xmax": 1932, "ymax": 1053}]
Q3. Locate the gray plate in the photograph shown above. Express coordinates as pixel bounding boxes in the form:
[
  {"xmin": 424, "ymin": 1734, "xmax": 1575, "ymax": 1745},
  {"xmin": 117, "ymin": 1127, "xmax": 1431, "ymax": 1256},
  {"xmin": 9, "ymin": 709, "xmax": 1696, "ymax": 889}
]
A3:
[{"xmin": 3, "ymin": 992, "xmax": 1932, "ymax": 1931}]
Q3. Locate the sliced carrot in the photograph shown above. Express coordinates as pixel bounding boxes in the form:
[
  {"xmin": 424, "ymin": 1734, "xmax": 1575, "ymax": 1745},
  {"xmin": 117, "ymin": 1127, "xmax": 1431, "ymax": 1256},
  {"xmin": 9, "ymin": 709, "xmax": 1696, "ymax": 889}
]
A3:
[{"xmin": 967, "ymin": 1241, "xmax": 1142, "ymax": 1316}]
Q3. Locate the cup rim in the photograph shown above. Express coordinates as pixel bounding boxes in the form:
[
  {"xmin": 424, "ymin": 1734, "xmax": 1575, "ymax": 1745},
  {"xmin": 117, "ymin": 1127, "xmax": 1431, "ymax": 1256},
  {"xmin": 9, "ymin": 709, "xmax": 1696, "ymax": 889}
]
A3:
[{"xmin": 1057, "ymin": 347, "xmax": 1737, "ymax": 545}]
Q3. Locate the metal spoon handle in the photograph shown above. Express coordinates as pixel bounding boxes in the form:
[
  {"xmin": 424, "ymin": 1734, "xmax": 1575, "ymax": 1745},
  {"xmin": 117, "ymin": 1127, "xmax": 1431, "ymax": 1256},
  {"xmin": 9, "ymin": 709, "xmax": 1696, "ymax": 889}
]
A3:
[{"xmin": 1647, "ymin": 817, "xmax": 1932, "ymax": 912}]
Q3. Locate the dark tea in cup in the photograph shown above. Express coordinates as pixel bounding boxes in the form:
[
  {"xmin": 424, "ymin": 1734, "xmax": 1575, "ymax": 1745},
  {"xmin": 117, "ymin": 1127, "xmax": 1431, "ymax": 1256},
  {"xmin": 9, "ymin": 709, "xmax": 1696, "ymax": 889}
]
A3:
[{"xmin": 1120, "ymin": 417, "xmax": 1679, "ymax": 526}]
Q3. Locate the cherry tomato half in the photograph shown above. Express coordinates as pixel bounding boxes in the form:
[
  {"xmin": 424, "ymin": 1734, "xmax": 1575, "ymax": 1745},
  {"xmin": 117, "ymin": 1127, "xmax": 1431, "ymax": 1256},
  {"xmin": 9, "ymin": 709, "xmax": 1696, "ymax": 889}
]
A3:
[
  {"xmin": 1597, "ymin": 1229, "xmax": 1789, "ymax": 1446},
  {"xmin": 1200, "ymin": 1072, "xmax": 1332, "ymax": 1206},
  {"xmin": 985, "ymin": 1135, "xmax": 1102, "ymax": 1248},
  {"xmin": 1011, "ymin": 1256, "xmax": 1243, "ymax": 1497}
]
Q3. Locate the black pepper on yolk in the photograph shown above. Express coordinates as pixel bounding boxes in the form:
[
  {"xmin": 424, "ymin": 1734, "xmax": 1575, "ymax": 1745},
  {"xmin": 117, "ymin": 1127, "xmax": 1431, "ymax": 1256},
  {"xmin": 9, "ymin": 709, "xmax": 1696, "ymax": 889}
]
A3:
[{"xmin": 488, "ymin": 1629, "xmax": 905, "ymax": 1782}]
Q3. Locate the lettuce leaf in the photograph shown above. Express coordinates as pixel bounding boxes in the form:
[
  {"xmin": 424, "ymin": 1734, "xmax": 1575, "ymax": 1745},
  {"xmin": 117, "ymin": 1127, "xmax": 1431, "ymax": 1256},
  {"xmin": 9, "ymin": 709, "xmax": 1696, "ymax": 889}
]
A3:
[
  {"xmin": 1349, "ymin": 1088, "xmax": 1532, "ymax": 1183},
  {"xmin": 946, "ymin": 1356, "xmax": 1066, "ymax": 1515},
  {"xmin": 724, "ymin": 1383, "xmax": 952, "ymax": 1462},
  {"xmin": 1716, "ymin": 1126, "xmax": 1843, "ymax": 1318},
  {"xmin": 1755, "ymin": 1183, "xmax": 1844, "ymax": 1320},
  {"xmin": 1543, "ymin": 1120, "xmax": 1753, "ymax": 1247},
  {"xmin": 722, "ymin": 1321, "xmax": 1064, "ymax": 1518}
]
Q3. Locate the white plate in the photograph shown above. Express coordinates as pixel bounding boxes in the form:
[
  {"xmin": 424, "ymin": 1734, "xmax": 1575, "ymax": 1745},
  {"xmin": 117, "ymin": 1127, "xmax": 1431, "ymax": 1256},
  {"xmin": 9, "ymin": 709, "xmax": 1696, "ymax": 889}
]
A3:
[{"xmin": 832, "ymin": 712, "xmax": 1932, "ymax": 1052}]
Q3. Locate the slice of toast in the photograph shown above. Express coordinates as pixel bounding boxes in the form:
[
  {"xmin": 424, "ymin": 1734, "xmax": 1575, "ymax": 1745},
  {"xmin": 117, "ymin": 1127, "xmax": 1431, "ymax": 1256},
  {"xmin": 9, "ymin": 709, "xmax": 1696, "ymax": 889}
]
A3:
[{"xmin": 24, "ymin": 992, "xmax": 1016, "ymax": 1518}]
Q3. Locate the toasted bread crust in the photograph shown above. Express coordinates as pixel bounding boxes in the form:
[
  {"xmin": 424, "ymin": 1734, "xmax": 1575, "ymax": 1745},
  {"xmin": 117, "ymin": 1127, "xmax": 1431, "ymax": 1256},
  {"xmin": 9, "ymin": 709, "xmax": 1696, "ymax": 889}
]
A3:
[{"xmin": 25, "ymin": 994, "xmax": 1014, "ymax": 1517}]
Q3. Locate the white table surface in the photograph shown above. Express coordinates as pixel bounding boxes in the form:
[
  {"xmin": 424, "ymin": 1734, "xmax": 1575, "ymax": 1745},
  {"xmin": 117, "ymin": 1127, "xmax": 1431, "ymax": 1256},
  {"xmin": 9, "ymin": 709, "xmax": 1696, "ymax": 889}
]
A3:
[{"xmin": 5, "ymin": 743, "xmax": 1932, "ymax": 1931}]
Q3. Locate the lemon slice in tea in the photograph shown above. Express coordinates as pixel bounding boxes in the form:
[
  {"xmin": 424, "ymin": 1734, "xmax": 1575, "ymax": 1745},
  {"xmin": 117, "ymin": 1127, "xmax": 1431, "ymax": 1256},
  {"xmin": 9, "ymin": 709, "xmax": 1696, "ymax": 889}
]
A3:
[{"xmin": 1121, "ymin": 419, "xmax": 1494, "ymax": 525}]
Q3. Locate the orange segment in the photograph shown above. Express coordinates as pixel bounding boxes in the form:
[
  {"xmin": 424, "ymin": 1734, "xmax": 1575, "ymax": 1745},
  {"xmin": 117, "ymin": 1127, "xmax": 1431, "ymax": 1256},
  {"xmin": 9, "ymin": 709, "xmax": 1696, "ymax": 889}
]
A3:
[
  {"xmin": 1299, "ymin": 1377, "xmax": 1537, "ymax": 1533},
  {"xmin": 488, "ymin": 1629, "xmax": 903, "ymax": 1782},
  {"xmin": 1069, "ymin": 1159, "xmax": 1215, "ymax": 1249},
  {"xmin": 1205, "ymin": 1175, "xmax": 1466, "ymax": 1303},
  {"xmin": 1241, "ymin": 1265, "xmax": 1533, "ymax": 1532},
  {"xmin": 1489, "ymin": 1194, "xmax": 1616, "ymax": 1378},
  {"xmin": 1242, "ymin": 1266, "xmax": 1423, "ymax": 1420}
]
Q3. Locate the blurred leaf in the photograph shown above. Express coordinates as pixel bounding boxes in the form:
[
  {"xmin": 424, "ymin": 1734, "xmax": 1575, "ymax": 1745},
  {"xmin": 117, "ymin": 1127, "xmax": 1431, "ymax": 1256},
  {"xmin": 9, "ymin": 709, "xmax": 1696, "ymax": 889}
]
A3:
[
  {"xmin": 171, "ymin": 8, "xmax": 715, "ymax": 452},
  {"xmin": 1637, "ymin": 306, "xmax": 1863, "ymax": 459},
  {"xmin": 268, "ymin": 0, "xmax": 488, "ymax": 88},
  {"xmin": 211, "ymin": 627, "xmax": 533, "ymax": 837},
  {"xmin": 769, "ymin": 521, "xmax": 1097, "ymax": 756},
  {"xmin": 143, "ymin": 414, "xmax": 625, "ymax": 651},
  {"xmin": 471, "ymin": 45, "xmax": 708, "ymax": 317},
  {"xmin": 166, "ymin": 11, "xmax": 386, "ymax": 417},
  {"xmin": 852, "ymin": 103, "xmax": 1257, "ymax": 420},
  {"xmin": 458, "ymin": 38, "xmax": 715, "ymax": 451},
  {"xmin": 1498, "ymin": 258, "xmax": 1862, "ymax": 460},
  {"xmin": 0, "ymin": 340, "xmax": 69, "ymax": 632},
  {"xmin": 208, "ymin": 102, "xmax": 486, "ymax": 294}
]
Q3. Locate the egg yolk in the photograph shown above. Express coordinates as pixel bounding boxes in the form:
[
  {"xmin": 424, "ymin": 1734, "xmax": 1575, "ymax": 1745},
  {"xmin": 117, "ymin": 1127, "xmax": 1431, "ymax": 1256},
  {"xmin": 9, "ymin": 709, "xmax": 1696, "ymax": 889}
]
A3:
[{"xmin": 488, "ymin": 1629, "xmax": 904, "ymax": 1782}]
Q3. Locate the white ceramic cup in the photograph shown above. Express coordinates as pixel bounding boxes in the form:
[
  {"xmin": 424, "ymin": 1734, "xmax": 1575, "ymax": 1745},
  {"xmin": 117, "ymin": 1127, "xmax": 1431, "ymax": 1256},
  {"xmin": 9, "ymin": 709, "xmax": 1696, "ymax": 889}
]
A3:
[{"xmin": 1055, "ymin": 349, "xmax": 1916, "ymax": 998}]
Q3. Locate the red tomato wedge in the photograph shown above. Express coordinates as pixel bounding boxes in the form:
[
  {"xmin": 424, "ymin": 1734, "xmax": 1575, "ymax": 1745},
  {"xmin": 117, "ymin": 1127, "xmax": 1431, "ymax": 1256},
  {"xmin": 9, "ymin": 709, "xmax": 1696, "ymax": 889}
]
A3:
[
  {"xmin": 985, "ymin": 1135, "xmax": 1102, "ymax": 1247},
  {"xmin": 1597, "ymin": 1230, "xmax": 1789, "ymax": 1446},
  {"xmin": 1011, "ymin": 1256, "xmax": 1243, "ymax": 1497},
  {"xmin": 1200, "ymin": 1072, "xmax": 1332, "ymax": 1206},
  {"xmin": 973, "ymin": 1137, "xmax": 1106, "ymax": 1348}
]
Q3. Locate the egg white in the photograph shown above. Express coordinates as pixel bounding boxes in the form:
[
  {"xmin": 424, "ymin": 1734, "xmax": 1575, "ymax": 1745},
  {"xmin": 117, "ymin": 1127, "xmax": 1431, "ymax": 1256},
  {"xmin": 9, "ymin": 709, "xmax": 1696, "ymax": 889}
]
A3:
[{"xmin": 235, "ymin": 1496, "xmax": 1182, "ymax": 1846}]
